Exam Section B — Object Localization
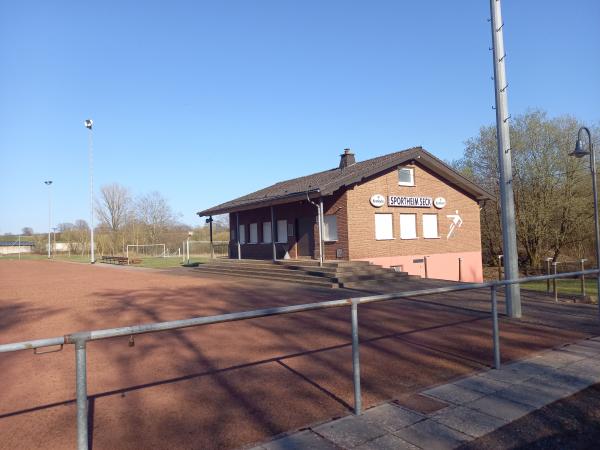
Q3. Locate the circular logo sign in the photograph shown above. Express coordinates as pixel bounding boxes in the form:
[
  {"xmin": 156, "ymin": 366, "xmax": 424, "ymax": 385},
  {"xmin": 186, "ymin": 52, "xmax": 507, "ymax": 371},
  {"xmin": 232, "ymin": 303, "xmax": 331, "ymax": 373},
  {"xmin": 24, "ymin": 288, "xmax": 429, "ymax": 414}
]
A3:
[
  {"xmin": 433, "ymin": 197, "xmax": 447, "ymax": 209},
  {"xmin": 370, "ymin": 194, "xmax": 385, "ymax": 208}
]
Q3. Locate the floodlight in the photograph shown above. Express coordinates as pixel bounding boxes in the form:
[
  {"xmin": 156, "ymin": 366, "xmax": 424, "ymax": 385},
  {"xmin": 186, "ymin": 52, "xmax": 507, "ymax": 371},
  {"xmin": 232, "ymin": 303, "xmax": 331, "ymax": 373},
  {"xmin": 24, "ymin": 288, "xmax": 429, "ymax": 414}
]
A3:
[{"xmin": 84, "ymin": 119, "xmax": 93, "ymax": 129}]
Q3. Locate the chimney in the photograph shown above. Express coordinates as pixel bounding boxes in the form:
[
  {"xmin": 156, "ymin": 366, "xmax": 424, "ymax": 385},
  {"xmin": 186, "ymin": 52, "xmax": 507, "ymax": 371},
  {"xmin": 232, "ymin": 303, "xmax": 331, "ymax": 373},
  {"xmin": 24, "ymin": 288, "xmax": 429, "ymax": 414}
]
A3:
[{"xmin": 339, "ymin": 148, "xmax": 356, "ymax": 169}]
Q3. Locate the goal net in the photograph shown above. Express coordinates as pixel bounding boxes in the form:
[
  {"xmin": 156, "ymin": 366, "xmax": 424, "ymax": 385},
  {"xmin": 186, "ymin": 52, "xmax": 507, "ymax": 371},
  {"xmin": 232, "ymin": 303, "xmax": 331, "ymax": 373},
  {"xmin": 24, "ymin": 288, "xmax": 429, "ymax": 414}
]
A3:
[{"xmin": 126, "ymin": 244, "xmax": 166, "ymax": 259}]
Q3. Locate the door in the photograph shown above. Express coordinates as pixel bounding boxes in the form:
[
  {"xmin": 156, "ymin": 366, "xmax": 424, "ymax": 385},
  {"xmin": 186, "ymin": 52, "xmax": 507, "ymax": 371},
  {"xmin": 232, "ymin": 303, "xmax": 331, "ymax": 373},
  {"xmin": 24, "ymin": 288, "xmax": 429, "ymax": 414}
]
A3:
[{"xmin": 296, "ymin": 217, "xmax": 314, "ymax": 257}]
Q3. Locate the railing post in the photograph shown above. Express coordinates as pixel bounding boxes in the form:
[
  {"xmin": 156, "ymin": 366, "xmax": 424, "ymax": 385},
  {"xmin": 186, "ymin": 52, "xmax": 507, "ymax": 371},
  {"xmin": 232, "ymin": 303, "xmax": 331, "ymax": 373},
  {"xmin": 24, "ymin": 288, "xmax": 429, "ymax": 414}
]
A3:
[
  {"xmin": 581, "ymin": 259, "xmax": 587, "ymax": 299},
  {"xmin": 351, "ymin": 300, "xmax": 362, "ymax": 415},
  {"xmin": 490, "ymin": 286, "xmax": 501, "ymax": 369},
  {"xmin": 75, "ymin": 340, "xmax": 89, "ymax": 450},
  {"xmin": 553, "ymin": 262, "xmax": 558, "ymax": 303},
  {"xmin": 546, "ymin": 258, "xmax": 552, "ymax": 294}
]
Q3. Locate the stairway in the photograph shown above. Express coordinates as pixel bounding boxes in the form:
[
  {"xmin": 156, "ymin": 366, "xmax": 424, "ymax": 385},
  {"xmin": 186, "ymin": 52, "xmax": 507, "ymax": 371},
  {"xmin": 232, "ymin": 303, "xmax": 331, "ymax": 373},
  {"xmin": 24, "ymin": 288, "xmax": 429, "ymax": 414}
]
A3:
[{"xmin": 192, "ymin": 259, "xmax": 417, "ymax": 289}]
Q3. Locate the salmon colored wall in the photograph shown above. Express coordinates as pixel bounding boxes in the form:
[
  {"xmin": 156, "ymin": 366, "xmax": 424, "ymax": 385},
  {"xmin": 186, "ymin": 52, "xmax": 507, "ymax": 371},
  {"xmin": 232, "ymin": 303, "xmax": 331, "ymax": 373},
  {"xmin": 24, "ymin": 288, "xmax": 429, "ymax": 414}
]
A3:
[{"xmin": 358, "ymin": 251, "xmax": 483, "ymax": 282}]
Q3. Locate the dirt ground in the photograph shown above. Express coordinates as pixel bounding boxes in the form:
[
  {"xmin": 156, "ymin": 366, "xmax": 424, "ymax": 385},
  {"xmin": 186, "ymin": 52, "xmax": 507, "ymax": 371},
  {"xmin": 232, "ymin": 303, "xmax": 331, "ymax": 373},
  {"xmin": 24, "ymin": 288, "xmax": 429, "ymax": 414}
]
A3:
[{"xmin": 0, "ymin": 260, "xmax": 596, "ymax": 449}]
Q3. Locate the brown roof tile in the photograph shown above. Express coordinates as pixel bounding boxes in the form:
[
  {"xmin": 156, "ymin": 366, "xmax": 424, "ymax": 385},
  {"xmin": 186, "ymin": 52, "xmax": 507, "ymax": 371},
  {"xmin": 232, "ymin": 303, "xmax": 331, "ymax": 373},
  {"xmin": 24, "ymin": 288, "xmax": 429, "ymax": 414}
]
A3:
[{"xmin": 197, "ymin": 147, "xmax": 492, "ymax": 216}]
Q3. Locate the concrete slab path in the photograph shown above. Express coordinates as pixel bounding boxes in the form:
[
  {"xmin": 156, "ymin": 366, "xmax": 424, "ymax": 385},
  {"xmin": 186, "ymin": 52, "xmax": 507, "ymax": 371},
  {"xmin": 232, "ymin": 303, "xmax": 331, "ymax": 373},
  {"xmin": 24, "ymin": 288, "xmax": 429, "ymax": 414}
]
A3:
[{"xmin": 249, "ymin": 336, "xmax": 600, "ymax": 450}]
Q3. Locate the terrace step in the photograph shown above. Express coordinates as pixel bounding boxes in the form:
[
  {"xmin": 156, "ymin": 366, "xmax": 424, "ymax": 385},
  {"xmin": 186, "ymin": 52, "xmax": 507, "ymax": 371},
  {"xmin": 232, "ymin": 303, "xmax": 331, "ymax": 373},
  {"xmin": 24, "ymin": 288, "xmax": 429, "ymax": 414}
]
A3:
[{"xmin": 193, "ymin": 259, "xmax": 416, "ymax": 289}]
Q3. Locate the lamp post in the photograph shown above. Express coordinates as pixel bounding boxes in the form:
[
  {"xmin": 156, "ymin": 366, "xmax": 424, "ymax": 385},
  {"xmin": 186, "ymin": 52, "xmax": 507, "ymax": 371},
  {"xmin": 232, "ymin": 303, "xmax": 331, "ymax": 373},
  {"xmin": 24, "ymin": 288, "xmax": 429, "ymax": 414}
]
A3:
[
  {"xmin": 84, "ymin": 119, "xmax": 95, "ymax": 263},
  {"xmin": 569, "ymin": 126, "xmax": 599, "ymax": 315},
  {"xmin": 44, "ymin": 180, "xmax": 53, "ymax": 258}
]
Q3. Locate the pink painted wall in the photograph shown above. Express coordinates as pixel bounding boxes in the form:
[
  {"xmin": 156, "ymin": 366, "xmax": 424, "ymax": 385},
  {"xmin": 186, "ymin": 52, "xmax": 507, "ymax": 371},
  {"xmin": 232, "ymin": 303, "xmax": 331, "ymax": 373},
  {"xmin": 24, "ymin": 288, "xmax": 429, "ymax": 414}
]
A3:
[{"xmin": 357, "ymin": 251, "xmax": 483, "ymax": 282}]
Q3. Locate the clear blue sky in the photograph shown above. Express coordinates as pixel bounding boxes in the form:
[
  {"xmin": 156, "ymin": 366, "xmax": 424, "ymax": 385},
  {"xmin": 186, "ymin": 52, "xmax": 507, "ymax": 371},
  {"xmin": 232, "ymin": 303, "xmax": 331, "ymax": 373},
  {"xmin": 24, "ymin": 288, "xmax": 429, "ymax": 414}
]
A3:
[{"xmin": 1, "ymin": 0, "xmax": 598, "ymax": 234}]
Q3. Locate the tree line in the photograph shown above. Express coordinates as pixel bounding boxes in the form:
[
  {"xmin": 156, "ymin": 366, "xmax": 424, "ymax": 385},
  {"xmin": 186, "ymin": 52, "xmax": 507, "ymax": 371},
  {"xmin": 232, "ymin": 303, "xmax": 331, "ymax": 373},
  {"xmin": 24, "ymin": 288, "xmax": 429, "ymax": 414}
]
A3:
[
  {"xmin": 454, "ymin": 110, "xmax": 600, "ymax": 269},
  {"xmin": 12, "ymin": 184, "xmax": 229, "ymax": 257}
]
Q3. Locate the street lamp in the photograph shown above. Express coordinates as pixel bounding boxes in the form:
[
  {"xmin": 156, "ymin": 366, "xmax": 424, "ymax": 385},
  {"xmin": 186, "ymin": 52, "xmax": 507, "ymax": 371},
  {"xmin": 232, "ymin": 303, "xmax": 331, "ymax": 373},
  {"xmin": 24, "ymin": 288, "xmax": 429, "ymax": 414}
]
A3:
[
  {"xmin": 569, "ymin": 126, "xmax": 599, "ymax": 315},
  {"xmin": 84, "ymin": 119, "xmax": 95, "ymax": 263},
  {"xmin": 44, "ymin": 180, "xmax": 53, "ymax": 259}
]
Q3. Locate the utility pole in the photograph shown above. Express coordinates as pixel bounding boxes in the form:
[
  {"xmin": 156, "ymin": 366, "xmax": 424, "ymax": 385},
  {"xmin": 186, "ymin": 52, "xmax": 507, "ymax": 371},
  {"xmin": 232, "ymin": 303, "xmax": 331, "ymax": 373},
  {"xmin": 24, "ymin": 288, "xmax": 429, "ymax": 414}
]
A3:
[
  {"xmin": 84, "ymin": 119, "xmax": 95, "ymax": 263},
  {"xmin": 44, "ymin": 181, "xmax": 53, "ymax": 259},
  {"xmin": 490, "ymin": 0, "xmax": 521, "ymax": 318}
]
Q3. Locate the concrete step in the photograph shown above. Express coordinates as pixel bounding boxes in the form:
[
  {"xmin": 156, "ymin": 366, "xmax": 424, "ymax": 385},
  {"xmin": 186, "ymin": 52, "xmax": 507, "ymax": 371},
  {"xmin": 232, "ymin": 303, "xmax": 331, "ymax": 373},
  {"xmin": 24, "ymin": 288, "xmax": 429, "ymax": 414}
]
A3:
[
  {"xmin": 334, "ymin": 272, "xmax": 411, "ymax": 283},
  {"xmin": 194, "ymin": 266, "xmax": 338, "ymax": 287}
]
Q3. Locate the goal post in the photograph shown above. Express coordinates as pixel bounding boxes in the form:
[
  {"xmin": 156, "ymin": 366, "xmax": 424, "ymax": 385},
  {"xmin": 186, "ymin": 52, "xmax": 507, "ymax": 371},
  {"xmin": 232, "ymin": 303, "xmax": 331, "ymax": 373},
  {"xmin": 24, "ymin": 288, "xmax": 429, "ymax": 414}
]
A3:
[{"xmin": 126, "ymin": 244, "xmax": 166, "ymax": 261}]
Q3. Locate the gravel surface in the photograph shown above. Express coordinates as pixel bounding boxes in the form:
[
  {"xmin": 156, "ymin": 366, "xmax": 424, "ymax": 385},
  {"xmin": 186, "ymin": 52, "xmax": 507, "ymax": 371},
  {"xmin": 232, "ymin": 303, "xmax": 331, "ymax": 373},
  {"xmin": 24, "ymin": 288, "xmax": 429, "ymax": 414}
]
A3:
[{"xmin": 0, "ymin": 260, "xmax": 592, "ymax": 449}]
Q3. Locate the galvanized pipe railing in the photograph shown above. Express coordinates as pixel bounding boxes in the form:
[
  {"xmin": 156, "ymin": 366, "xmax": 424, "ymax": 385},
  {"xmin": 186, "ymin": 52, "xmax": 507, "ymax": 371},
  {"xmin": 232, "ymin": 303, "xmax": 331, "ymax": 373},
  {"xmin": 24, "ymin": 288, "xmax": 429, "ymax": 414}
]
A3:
[{"xmin": 0, "ymin": 269, "xmax": 598, "ymax": 450}]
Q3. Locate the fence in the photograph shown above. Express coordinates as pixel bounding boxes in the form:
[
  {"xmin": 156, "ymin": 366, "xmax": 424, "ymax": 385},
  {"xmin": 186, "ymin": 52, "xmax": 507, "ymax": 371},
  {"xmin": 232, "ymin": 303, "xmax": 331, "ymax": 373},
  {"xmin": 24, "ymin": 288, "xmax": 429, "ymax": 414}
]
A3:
[
  {"xmin": 0, "ymin": 269, "xmax": 598, "ymax": 450},
  {"xmin": 183, "ymin": 240, "xmax": 229, "ymax": 261}
]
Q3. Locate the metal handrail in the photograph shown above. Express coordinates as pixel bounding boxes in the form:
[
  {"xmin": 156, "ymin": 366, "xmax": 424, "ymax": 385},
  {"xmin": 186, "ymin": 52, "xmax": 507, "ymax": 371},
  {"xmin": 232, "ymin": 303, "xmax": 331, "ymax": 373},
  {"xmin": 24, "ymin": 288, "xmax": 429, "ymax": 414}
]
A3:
[{"xmin": 1, "ymin": 268, "xmax": 598, "ymax": 450}]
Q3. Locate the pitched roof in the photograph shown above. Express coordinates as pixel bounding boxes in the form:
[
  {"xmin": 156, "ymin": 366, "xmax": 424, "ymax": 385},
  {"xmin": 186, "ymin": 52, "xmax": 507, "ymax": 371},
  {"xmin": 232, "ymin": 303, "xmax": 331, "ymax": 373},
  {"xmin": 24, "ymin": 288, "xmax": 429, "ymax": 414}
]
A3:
[{"xmin": 197, "ymin": 146, "xmax": 493, "ymax": 216}]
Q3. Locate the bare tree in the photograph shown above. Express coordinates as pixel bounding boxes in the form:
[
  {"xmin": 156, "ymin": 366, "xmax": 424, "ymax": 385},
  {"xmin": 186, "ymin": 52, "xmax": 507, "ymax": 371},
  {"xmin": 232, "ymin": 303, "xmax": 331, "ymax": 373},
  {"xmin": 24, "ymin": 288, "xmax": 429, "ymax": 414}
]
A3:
[
  {"xmin": 455, "ymin": 110, "xmax": 599, "ymax": 268},
  {"xmin": 95, "ymin": 184, "xmax": 132, "ymax": 232},
  {"xmin": 135, "ymin": 191, "xmax": 178, "ymax": 243},
  {"xmin": 21, "ymin": 227, "xmax": 34, "ymax": 236}
]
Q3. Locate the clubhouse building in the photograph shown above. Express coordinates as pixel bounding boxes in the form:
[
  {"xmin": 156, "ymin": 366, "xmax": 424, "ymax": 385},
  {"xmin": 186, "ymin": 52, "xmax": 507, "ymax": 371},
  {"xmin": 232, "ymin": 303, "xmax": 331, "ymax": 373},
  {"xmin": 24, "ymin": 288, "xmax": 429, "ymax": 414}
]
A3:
[{"xmin": 197, "ymin": 147, "xmax": 492, "ymax": 282}]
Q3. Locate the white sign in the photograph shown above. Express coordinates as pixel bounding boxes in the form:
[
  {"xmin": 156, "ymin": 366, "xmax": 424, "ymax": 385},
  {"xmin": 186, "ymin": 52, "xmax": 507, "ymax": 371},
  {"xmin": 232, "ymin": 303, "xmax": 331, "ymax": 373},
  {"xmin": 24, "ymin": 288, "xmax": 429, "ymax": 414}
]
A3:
[
  {"xmin": 433, "ymin": 197, "xmax": 447, "ymax": 209},
  {"xmin": 370, "ymin": 194, "xmax": 386, "ymax": 207},
  {"xmin": 447, "ymin": 210, "xmax": 463, "ymax": 238},
  {"xmin": 388, "ymin": 196, "xmax": 432, "ymax": 208}
]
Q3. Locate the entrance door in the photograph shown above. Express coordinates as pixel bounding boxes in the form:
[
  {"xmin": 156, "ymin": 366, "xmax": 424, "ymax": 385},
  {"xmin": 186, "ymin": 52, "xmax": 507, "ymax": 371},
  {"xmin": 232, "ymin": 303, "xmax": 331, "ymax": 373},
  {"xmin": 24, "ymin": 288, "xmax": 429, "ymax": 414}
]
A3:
[{"xmin": 297, "ymin": 217, "xmax": 314, "ymax": 258}]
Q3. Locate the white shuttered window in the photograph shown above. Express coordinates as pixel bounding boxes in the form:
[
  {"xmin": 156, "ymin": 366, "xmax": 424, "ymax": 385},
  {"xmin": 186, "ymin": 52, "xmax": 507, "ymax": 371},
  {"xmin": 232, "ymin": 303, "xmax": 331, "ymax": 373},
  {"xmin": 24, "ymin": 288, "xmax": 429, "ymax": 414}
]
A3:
[
  {"xmin": 262, "ymin": 222, "xmax": 272, "ymax": 243},
  {"xmin": 422, "ymin": 214, "xmax": 439, "ymax": 238},
  {"xmin": 323, "ymin": 215, "xmax": 338, "ymax": 241},
  {"xmin": 249, "ymin": 223, "xmax": 258, "ymax": 243},
  {"xmin": 400, "ymin": 214, "xmax": 417, "ymax": 239},
  {"xmin": 239, "ymin": 225, "xmax": 246, "ymax": 244},
  {"xmin": 276, "ymin": 220, "xmax": 288, "ymax": 243},
  {"xmin": 375, "ymin": 214, "xmax": 394, "ymax": 240}
]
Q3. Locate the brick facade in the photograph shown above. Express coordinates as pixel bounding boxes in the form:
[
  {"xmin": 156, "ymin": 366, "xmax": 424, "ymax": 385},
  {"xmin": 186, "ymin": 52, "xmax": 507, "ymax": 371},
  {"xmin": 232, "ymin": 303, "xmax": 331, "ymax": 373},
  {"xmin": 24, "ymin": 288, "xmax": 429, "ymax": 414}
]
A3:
[
  {"xmin": 226, "ymin": 161, "xmax": 483, "ymax": 281},
  {"xmin": 346, "ymin": 163, "xmax": 482, "ymax": 259}
]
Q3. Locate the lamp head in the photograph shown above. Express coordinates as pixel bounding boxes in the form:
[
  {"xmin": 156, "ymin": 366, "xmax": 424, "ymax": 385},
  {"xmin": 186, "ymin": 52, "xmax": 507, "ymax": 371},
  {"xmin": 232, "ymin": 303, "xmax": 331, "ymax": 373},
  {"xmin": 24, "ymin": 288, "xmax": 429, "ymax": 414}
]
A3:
[
  {"xmin": 84, "ymin": 119, "xmax": 93, "ymax": 129},
  {"xmin": 569, "ymin": 138, "xmax": 590, "ymax": 159},
  {"xmin": 44, "ymin": 180, "xmax": 52, "ymax": 186}
]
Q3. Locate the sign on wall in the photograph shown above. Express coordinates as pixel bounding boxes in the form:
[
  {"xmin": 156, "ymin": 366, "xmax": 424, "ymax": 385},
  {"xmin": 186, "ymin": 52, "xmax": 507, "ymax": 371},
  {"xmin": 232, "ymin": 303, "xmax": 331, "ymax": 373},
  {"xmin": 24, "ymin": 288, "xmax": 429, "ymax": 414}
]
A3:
[
  {"xmin": 447, "ymin": 210, "xmax": 463, "ymax": 238},
  {"xmin": 433, "ymin": 197, "xmax": 447, "ymax": 209},
  {"xmin": 388, "ymin": 196, "xmax": 432, "ymax": 208},
  {"xmin": 370, "ymin": 194, "xmax": 386, "ymax": 207}
]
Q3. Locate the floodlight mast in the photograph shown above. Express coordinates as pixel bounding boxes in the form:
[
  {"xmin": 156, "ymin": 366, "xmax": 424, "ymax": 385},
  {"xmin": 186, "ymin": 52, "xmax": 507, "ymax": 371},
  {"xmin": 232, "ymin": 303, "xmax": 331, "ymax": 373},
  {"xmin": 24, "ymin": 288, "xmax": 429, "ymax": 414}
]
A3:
[
  {"xmin": 489, "ymin": 0, "xmax": 521, "ymax": 317},
  {"xmin": 85, "ymin": 119, "xmax": 95, "ymax": 264},
  {"xmin": 44, "ymin": 181, "xmax": 53, "ymax": 259}
]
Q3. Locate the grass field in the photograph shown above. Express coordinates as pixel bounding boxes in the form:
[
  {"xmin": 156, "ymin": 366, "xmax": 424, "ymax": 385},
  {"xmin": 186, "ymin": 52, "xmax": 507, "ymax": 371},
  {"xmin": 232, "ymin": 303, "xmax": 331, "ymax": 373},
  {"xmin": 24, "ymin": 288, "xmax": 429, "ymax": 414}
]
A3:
[
  {"xmin": 522, "ymin": 278, "xmax": 598, "ymax": 299},
  {"xmin": 0, "ymin": 253, "xmax": 209, "ymax": 269}
]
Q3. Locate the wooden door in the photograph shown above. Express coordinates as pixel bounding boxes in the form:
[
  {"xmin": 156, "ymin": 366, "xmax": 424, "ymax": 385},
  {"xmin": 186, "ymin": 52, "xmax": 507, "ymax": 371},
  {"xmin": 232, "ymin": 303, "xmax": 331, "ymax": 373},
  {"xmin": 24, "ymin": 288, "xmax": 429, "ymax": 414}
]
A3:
[{"xmin": 296, "ymin": 217, "xmax": 314, "ymax": 257}]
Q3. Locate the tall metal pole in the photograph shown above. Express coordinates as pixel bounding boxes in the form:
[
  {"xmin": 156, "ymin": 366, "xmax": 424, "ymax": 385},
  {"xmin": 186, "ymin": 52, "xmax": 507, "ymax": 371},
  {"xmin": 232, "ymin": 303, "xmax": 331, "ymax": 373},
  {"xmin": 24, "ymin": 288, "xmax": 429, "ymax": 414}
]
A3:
[
  {"xmin": 586, "ymin": 131, "xmax": 600, "ymax": 315},
  {"xmin": 44, "ymin": 181, "xmax": 53, "ymax": 259},
  {"xmin": 490, "ymin": 0, "xmax": 521, "ymax": 317},
  {"xmin": 85, "ymin": 120, "xmax": 95, "ymax": 264}
]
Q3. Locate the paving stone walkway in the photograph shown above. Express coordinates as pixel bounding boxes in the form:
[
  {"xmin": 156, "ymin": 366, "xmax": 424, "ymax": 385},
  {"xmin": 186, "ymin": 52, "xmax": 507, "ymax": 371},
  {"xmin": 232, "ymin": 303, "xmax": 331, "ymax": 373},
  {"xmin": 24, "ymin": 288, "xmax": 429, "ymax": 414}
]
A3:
[{"xmin": 249, "ymin": 336, "xmax": 600, "ymax": 450}]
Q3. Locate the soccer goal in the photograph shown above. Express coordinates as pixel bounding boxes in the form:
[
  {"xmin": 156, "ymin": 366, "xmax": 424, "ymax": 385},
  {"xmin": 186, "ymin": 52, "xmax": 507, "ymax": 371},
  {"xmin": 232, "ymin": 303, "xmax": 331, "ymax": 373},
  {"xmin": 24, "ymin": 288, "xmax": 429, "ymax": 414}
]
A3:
[{"xmin": 126, "ymin": 244, "xmax": 166, "ymax": 260}]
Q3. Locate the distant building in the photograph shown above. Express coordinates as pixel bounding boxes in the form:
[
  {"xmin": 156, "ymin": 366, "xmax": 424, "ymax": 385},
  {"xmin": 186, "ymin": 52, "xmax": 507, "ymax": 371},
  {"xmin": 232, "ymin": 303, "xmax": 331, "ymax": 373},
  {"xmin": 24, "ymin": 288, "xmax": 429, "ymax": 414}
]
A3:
[
  {"xmin": 0, "ymin": 241, "xmax": 35, "ymax": 255},
  {"xmin": 198, "ymin": 147, "xmax": 493, "ymax": 282}
]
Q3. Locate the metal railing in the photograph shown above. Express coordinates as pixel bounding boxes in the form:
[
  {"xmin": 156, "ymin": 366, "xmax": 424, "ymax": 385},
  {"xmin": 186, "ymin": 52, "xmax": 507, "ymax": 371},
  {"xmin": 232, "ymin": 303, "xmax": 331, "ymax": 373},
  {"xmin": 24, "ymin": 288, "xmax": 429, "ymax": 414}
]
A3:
[{"xmin": 1, "ymin": 269, "xmax": 598, "ymax": 450}]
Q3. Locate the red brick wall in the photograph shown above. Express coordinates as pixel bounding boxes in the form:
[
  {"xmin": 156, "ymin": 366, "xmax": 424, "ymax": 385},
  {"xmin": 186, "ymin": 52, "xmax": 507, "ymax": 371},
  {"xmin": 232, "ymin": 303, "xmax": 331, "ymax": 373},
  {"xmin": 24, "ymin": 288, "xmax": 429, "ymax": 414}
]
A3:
[{"xmin": 346, "ymin": 162, "xmax": 482, "ymax": 260}]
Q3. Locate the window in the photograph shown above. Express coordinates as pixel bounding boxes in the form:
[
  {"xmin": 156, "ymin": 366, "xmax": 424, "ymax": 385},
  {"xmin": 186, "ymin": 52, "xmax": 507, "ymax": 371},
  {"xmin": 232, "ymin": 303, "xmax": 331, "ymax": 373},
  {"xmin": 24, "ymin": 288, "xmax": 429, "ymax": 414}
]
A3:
[
  {"xmin": 375, "ymin": 213, "xmax": 394, "ymax": 240},
  {"xmin": 262, "ymin": 222, "xmax": 272, "ymax": 243},
  {"xmin": 400, "ymin": 214, "xmax": 417, "ymax": 239},
  {"xmin": 422, "ymin": 214, "xmax": 439, "ymax": 239},
  {"xmin": 276, "ymin": 220, "xmax": 288, "ymax": 243},
  {"xmin": 249, "ymin": 223, "xmax": 258, "ymax": 243},
  {"xmin": 238, "ymin": 225, "xmax": 246, "ymax": 244},
  {"xmin": 398, "ymin": 167, "xmax": 415, "ymax": 186},
  {"xmin": 323, "ymin": 215, "xmax": 338, "ymax": 241}
]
